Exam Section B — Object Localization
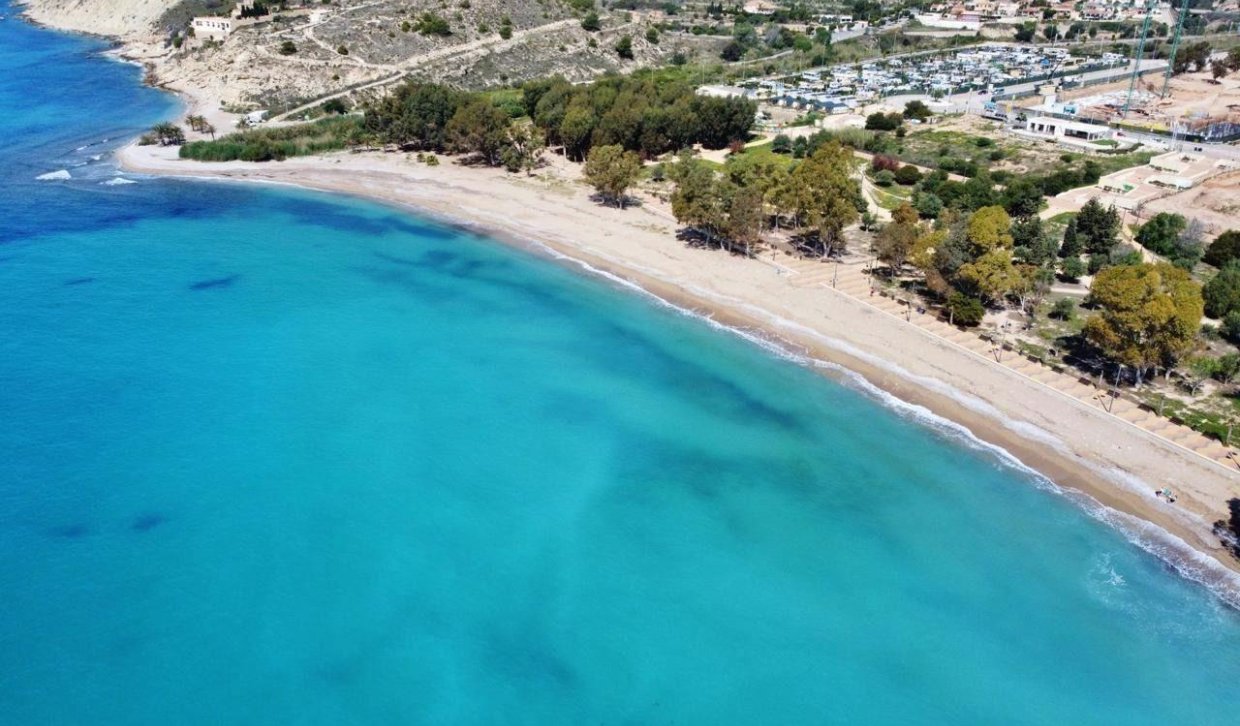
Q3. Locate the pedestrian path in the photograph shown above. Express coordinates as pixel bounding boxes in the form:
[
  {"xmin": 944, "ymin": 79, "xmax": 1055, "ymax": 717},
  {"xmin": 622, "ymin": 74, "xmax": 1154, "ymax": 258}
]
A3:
[{"xmin": 778, "ymin": 254, "xmax": 1240, "ymax": 474}]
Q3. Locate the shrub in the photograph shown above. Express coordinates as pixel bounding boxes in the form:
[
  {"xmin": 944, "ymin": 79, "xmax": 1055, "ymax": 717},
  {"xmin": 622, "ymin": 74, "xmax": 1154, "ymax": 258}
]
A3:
[
  {"xmin": 615, "ymin": 35, "xmax": 634, "ymax": 60},
  {"xmin": 498, "ymin": 23, "xmax": 512, "ymax": 39},
  {"xmin": 771, "ymin": 134, "xmax": 792, "ymax": 154},
  {"xmin": 864, "ymin": 112, "xmax": 902, "ymax": 131},
  {"xmin": 1061, "ymin": 256, "xmax": 1086, "ymax": 281},
  {"xmin": 1050, "ymin": 298, "xmax": 1076, "ymax": 320},
  {"xmin": 415, "ymin": 12, "xmax": 452, "ymax": 36},
  {"xmin": 1224, "ymin": 310, "xmax": 1240, "ymax": 343},
  {"xmin": 337, "ymin": 45, "xmax": 349, "ymax": 55},
  {"xmin": 873, "ymin": 169, "xmax": 895, "ymax": 186},
  {"xmin": 894, "ymin": 165, "xmax": 922, "ymax": 185},
  {"xmin": 871, "ymin": 153, "xmax": 900, "ymax": 173},
  {"xmin": 278, "ymin": 40, "xmax": 297, "ymax": 55},
  {"xmin": 581, "ymin": 12, "xmax": 600, "ymax": 32},
  {"xmin": 947, "ymin": 292, "xmax": 986, "ymax": 326}
]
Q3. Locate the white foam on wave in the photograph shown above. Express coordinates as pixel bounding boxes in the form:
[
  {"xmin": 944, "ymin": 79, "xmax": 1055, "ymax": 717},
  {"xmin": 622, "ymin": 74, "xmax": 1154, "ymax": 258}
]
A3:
[
  {"xmin": 530, "ymin": 241, "xmax": 1240, "ymax": 610},
  {"xmin": 36, "ymin": 169, "xmax": 71, "ymax": 181},
  {"xmin": 101, "ymin": 177, "xmax": 136, "ymax": 186}
]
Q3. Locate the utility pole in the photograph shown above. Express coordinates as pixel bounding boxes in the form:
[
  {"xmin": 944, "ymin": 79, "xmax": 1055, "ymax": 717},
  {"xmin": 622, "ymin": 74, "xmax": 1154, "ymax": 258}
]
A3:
[
  {"xmin": 1161, "ymin": 0, "xmax": 1191, "ymax": 98},
  {"xmin": 1122, "ymin": 0, "xmax": 1155, "ymax": 118}
]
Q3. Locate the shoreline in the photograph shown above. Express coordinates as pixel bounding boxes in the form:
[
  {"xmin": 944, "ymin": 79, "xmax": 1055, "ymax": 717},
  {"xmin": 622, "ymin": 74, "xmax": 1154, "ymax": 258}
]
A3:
[
  {"xmin": 23, "ymin": 4, "xmax": 1240, "ymax": 601},
  {"xmin": 113, "ymin": 138, "xmax": 1240, "ymax": 605}
]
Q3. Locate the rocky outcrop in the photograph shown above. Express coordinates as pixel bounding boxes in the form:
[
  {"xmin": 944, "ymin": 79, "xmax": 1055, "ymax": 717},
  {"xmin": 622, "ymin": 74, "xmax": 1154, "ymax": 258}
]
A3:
[{"xmin": 18, "ymin": 0, "xmax": 177, "ymax": 39}]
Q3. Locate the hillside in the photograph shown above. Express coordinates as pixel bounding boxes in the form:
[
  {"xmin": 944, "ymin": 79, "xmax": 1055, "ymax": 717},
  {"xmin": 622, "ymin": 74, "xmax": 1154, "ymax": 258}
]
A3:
[
  {"xmin": 18, "ymin": 0, "xmax": 178, "ymax": 39},
  {"xmin": 20, "ymin": 1, "xmax": 724, "ymax": 123}
]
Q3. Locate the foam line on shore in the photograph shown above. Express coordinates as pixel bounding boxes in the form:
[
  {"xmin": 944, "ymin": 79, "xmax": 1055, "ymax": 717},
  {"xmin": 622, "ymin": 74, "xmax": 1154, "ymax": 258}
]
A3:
[
  {"xmin": 109, "ymin": 147, "xmax": 1240, "ymax": 607},
  {"xmin": 534, "ymin": 240, "xmax": 1240, "ymax": 610}
]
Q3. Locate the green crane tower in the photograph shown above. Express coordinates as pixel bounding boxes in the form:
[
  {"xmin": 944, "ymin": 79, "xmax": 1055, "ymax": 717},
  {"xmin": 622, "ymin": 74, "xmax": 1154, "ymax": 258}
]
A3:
[
  {"xmin": 1122, "ymin": 0, "xmax": 1156, "ymax": 117},
  {"xmin": 1162, "ymin": 0, "xmax": 1192, "ymax": 98}
]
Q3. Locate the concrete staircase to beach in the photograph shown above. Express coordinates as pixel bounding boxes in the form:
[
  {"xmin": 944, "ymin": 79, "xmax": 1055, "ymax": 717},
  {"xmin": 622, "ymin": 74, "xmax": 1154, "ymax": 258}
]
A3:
[{"xmin": 775, "ymin": 254, "xmax": 1240, "ymax": 474}]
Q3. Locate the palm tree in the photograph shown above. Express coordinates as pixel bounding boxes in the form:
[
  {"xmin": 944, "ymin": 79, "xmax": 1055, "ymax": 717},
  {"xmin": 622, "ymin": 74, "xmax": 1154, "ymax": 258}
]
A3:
[{"xmin": 151, "ymin": 122, "xmax": 185, "ymax": 146}]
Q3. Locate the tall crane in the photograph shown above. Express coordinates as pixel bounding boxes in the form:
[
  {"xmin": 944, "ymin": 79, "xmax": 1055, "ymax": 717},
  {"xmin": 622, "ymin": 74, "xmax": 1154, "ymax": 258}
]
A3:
[
  {"xmin": 1122, "ymin": 0, "xmax": 1156, "ymax": 117},
  {"xmin": 1161, "ymin": 0, "xmax": 1192, "ymax": 98}
]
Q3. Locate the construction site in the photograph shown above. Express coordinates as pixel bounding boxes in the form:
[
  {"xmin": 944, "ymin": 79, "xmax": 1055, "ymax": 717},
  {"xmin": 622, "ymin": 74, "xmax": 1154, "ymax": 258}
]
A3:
[
  {"xmin": 1005, "ymin": 0, "xmax": 1240, "ymax": 144},
  {"xmin": 1040, "ymin": 70, "xmax": 1240, "ymax": 143}
]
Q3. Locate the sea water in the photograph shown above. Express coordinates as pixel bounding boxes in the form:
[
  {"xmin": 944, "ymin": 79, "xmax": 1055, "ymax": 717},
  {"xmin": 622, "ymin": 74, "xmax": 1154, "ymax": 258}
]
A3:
[{"xmin": 2, "ymin": 5, "xmax": 1240, "ymax": 723}]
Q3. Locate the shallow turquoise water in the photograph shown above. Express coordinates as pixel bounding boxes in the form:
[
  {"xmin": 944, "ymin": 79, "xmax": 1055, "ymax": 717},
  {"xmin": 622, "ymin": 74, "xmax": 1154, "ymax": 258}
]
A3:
[{"xmin": 3, "ymin": 5, "xmax": 1240, "ymax": 723}]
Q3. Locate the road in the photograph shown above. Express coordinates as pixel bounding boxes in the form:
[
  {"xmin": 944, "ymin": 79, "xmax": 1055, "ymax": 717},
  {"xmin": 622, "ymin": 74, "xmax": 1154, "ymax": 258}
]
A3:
[{"xmin": 268, "ymin": 18, "xmax": 581, "ymax": 122}]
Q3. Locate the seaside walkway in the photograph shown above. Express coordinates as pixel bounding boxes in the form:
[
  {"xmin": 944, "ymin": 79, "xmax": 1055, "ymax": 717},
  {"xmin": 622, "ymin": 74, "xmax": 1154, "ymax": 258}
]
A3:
[{"xmin": 777, "ymin": 254, "xmax": 1240, "ymax": 475}]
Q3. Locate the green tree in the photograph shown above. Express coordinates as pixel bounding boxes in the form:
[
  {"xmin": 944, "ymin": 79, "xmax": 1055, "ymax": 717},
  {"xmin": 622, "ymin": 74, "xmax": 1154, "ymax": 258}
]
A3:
[
  {"xmin": 445, "ymin": 97, "xmax": 512, "ymax": 166},
  {"xmin": 559, "ymin": 100, "xmax": 596, "ymax": 161},
  {"xmin": 1074, "ymin": 198, "xmax": 1120, "ymax": 255},
  {"xmin": 1203, "ymin": 262, "xmax": 1240, "ymax": 319},
  {"xmin": 1204, "ymin": 230, "xmax": 1240, "ymax": 268},
  {"xmin": 947, "ymin": 292, "xmax": 986, "ymax": 326},
  {"xmin": 692, "ymin": 95, "xmax": 756, "ymax": 149},
  {"xmin": 913, "ymin": 191, "xmax": 943, "ymax": 219},
  {"xmin": 875, "ymin": 203, "xmax": 919, "ymax": 276},
  {"xmin": 1135, "ymin": 212, "xmax": 1187, "ymax": 256},
  {"xmin": 1001, "ymin": 178, "xmax": 1044, "ymax": 219},
  {"xmin": 499, "ymin": 124, "xmax": 545, "ymax": 175},
  {"xmin": 363, "ymin": 82, "xmax": 463, "ymax": 150},
  {"xmin": 1013, "ymin": 216, "xmax": 1056, "ymax": 267},
  {"xmin": 790, "ymin": 142, "xmax": 861, "ymax": 257},
  {"xmin": 1084, "ymin": 263, "xmax": 1204, "ymax": 384},
  {"xmin": 583, "ymin": 144, "xmax": 643, "ymax": 208},
  {"xmin": 864, "ymin": 112, "xmax": 902, "ymax": 131},
  {"xmin": 722, "ymin": 181, "xmax": 765, "ymax": 256},
  {"xmin": 671, "ymin": 153, "xmax": 726, "ymax": 242},
  {"xmin": 1059, "ymin": 217, "xmax": 1082, "ymax": 257}
]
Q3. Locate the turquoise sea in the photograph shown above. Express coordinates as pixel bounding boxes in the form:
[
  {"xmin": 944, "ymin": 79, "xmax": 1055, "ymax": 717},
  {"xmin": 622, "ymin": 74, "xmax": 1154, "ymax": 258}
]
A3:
[{"xmin": 3, "ymin": 5, "xmax": 1240, "ymax": 723}]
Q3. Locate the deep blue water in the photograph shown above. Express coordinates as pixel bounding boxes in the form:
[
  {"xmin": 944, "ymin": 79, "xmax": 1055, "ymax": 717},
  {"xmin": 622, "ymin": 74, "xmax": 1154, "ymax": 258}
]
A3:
[{"xmin": 3, "ymin": 4, "xmax": 1240, "ymax": 723}]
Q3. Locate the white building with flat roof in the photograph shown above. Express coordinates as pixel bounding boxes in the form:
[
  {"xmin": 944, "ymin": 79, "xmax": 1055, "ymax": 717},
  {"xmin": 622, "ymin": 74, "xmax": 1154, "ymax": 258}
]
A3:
[
  {"xmin": 191, "ymin": 16, "xmax": 238, "ymax": 41},
  {"xmin": 1025, "ymin": 116, "xmax": 1112, "ymax": 141}
]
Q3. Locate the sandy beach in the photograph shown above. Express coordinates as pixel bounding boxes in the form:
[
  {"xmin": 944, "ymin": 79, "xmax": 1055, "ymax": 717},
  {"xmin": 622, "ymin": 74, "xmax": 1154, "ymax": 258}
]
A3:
[{"xmin": 113, "ymin": 137, "xmax": 1240, "ymax": 600}]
